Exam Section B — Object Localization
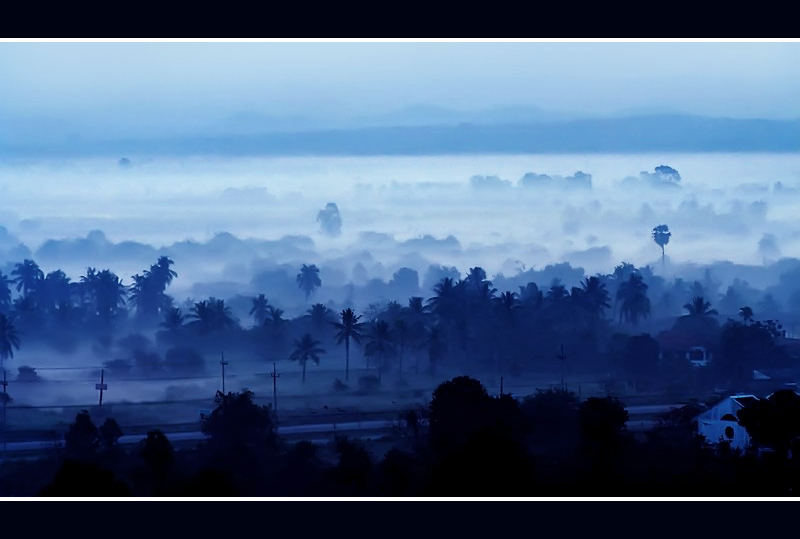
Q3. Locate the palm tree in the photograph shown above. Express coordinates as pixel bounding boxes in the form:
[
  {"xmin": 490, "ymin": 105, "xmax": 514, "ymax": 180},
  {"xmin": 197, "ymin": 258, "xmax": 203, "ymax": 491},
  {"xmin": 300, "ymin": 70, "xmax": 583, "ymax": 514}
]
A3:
[
  {"xmin": 249, "ymin": 294, "xmax": 271, "ymax": 326},
  {"xmin": 160, "ymin": 307, "xmax": 184, "ymax": 332},
  {"xmin": 11, "ymin": 259, "xmax": 43, "ymax": 298},
  {"xmin": 578, "ymin": 275, "xmax": 611, "ymax": 319},
  {"xmin": 306, "ymin": 303, "xmax": 334, "ymax": 330},
  {"xmin": 290, "ymin": 333, "xmax": 325, "ymax": 384},
  {"xmin": 617, "ymin": 273, "xmax": 651, "ymax": 327},
  {"xmin": 189, "ymin": 298, "xmax": 235, "ymax": 334},
  {"xmin": 332, "ymin": 308, "xmax": 363, "ymax": 381},
  {"xmin": 296, "ymin": 264, "xmax": 322, "ymax": 301},
  {"xmin": 425, "ymin": 325, "xmax": 447, "ymax": 377},
  {"xmin": 0, "ymin": 271, "xmax": 13, "ymax": 313},
  {"xmin": 652, "ymin": 225, "xmax": 671, "ymax": 271},
  {"xmin": 683, "ymin": 296, "xmax": 718, "ymax": 317},
  {"xmin": 739, "ymin": 306, "xmax": 754, "ymax": 325},
  {"xmin": 150, "ymin": 256, "xmax": 177, "ymax": 290},
  {"xmin": 364, "ymin": 320, "xmax": 395, "ymax": 384},
  {"xmin": 0, "ymin": 313, "xmax": 20, "ymax": 367}
]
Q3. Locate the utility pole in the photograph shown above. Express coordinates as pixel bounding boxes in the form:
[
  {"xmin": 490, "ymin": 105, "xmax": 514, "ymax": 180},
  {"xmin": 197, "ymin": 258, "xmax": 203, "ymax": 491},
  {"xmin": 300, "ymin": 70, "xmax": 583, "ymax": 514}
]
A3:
[
  {"xmin": 557, "ymin": 344, "xmax": 567, "ymax": 391},
  {"xmin": 220, "ymin": 352, "xmax": 229, "ymax": 394},
  {"xmin": 95, "ymin": 369, "xmax": 107, "ymax": 407},
  {"xmin": 271, "ymin": 362, "xmax": 280, "ymax": 416},
  {"xmin": 500, "ymin": 376, "xmax": 504, "ymax": 396},
  {"xmin": 2, "ymin": 368, "xmax": 7, "ymax": 459}
]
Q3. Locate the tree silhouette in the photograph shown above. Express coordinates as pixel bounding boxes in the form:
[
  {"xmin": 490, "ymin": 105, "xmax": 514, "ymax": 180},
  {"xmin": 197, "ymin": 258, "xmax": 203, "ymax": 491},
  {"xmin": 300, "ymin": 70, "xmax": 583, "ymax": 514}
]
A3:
[
  {"xmin": 11, "ymin": 259, "xmax": 43, "ymax": 298},
  {"xmin": 739, "ymin": 306, "xmax": 754, "ymax": 325},
  {"xmin": 333, "ymin": 308, "xmax": 363, "ymax": 382},
  {"xmin": 290, "ymin": 333, "xmax": 325, "ymax": 384},
  {"xmin": 578, "ymin": 275, "xmax": 611, "ymax": 320},
  {"xmin": 249, "ymin": 294, "xmax": 271, "ymax": 326},
  {"xmin": 652, "ymin": 224, "xmax": 671, "ymax": 270},
  {"xmin": 683, "ymin": 296, "xmax": 718, "ymax": 317},
  {"xmin": 617, "ymin": 273, "xmax": 650, "ymax": 327},
  {"xmin": 201, "ymin": 390, "xmax": 275, "ymax": 448},
  {"xmin": 296, "ymin": 264, "xmax": 322, "ymax": 301},
  {"xmin": 426, "ymin": 325, "xmax": 447, "ymax": 377},
  {"xmin": 0, "ymin": 271, "xmax": 12, "ymax": 314},
  {"xmin": 364, "ymin": 320, "xmax": 395, "ymax": 384},
  {"xmin": 188, "ymin": 298, "xmax": 236, "ymax": 334},
  {"xmin": 737, "ymin": 389, "xmax": 800, "ymax": 460},
  {"xmin": 0, "ymin": 314, "xmax": 20, "ymax": 366}
]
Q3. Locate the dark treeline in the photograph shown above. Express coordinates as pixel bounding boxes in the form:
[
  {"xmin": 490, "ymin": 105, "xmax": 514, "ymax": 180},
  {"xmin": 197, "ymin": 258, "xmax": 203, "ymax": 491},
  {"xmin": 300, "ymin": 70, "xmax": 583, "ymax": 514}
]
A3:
[
  {"xmin": 1, "ymin": 254, "xmax": 799, "ymax": 399},
  {"xmin": 6, "ymin": 380, "xmax": 800, "ymax": 496}
]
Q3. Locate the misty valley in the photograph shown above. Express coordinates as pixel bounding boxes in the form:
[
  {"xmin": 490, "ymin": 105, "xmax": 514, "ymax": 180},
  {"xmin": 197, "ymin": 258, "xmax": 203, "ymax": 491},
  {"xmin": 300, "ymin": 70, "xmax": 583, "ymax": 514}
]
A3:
[{"xmin": 2, "ymin": 153, "xmax": 800, "ymax": 497}]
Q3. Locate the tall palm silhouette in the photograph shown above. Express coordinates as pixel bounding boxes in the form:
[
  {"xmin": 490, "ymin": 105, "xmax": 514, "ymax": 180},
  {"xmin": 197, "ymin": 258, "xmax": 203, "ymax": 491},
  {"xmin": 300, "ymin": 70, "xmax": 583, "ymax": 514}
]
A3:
[
  {"xmin": 617, "ymin": 273, "xmax": 651, "ymax": 327},
  {"xmin": 11, "ymin": 259, "xmax": 43, "ymax": 298},
  {"xmin": 296, "ymin": 264, "xmax": 322, "ymax": 301},
  {"xmin": 332, "ymin": 308, "xmax": 363, "ymax": 381},
  {"xmin": 0, "ymin": 313, "xmax": 20, "ymax": 366},
  {"xmin": 652, "ymin": 224, "xmax": 671, "ymax": 270},
  {"xmin": 290, "ymin": 333, "xmax": 325, "ymax": 384},
  {"xmin": 364, "ymin": 320, "xmax": 395, "ymax": 384}
]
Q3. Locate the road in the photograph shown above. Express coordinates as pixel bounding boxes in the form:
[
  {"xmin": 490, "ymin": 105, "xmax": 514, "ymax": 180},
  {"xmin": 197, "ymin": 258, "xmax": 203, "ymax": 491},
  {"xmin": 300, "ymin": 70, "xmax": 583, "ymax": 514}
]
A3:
[{"xmin": 0, "ymin": 403, "xmax": 684, "ymax": 460}]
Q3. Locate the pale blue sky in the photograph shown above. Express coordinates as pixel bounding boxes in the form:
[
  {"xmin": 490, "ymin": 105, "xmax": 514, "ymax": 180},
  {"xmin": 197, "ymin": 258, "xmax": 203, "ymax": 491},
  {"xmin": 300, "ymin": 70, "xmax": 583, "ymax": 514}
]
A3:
[{"xmin": 1, "ymin": 40, "xmax": 798, "ymax": 139}]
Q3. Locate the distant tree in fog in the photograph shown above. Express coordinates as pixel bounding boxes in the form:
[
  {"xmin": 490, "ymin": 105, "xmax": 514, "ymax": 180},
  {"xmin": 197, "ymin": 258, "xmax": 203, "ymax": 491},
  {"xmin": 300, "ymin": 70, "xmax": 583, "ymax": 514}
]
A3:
[
  {"xmin": 306, "ymin": 303, "xmax": 334, "ymax": 332},
  {"xmin": 333, "ymin": 308, "xmax": 363, "ymax": 382},
  {"xmin": 652, "ymin": 224, "xmax": 671, "ymax": 270},
  {"xmin": 0, "ymin": 313, "xmax": 20, "ymax": 365},
  {"xmin": 249, "ymin": 294, "xmax": 271, "ymax": 326},
  {"xmin": 364, "ymin": 320, "xmax": 395, "ymax": 384},
  {"xmin": 617, "ymin": 273, "xmax": 650, "ymax": 327},
  {"xmin": 290, "ymin": 333, "xmax": 325, "ymax": 384},
  {"xmin": 297, "ymin": 264, "xmax": 322, "ymax": 300},
  {"xmin": 160, "ymin": 307, "xmax": 184, "ymax": 332},
  {"xmin": 0, "ymin": 271, "xmax": 11, "ymax": 313},
  {"xmin": 189, "ymin": 298, "xmax": 236, "ymax": 334},
  {"xmin": 317, "ymin": 202, "xmax": 342, "ymax": 237},
  {"xmin": 739, "ymin": 306, "xmax": 754, "ymax": 325}
]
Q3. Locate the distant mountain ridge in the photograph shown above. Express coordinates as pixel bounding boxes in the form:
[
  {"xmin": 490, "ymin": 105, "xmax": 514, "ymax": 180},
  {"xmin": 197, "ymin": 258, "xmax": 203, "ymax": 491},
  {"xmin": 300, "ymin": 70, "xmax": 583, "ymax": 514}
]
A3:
[{"xmin": 3, "ymin": 114, "xmax": 799, "ymax": 156}]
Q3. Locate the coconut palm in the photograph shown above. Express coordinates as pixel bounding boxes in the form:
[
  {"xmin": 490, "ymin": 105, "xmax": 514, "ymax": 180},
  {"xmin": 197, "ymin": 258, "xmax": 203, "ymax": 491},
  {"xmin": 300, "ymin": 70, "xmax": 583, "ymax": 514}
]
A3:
[
  {"xmin": 306, "ymin": 303, "xmax": 334, "ymax": 331},
  {"xmin": 160, "ymin": 307, "xmax": 184, "ymax": 332},
  {"xmin": 652, "ymin": 224, "xmax": 671, "ymax": 270},
  {"xmin": 0, "ymin": 313, "xmax": 20, "ymax": 366},
  {"xmin": 617, "ymin": 273, "xmax": 651, "ymax": 327},
  {"xmin": 290, "ymin": 333, "xmax": 325, "ymax": 384},
  {"xmin": 332, "ymin": 308, "xmax": 363, "ymax": 381},
  {"xmin": 11, "ymin": 259, "xmax": 43, "ymax": 298},
  {"xmin": 296, "ymin": 264, "xmax": 322, "ymax": 301},
  {"xmin": 364, "ymin": 320, "xmax": 395, "ymax": 384},
  {"xmin": 0, "ymin": 271, "xmax": 13, "ymax": 313},
  {"xmin": 683, "ymin": 296, "xmax": 718, "ymax": 317},
  {"xmin": 578, "ymin": 275, "xmax": 611, "ymax": 319},
  {"xmin": 249, "ymin": 294, "xmax": 271, "ymax": 326}
]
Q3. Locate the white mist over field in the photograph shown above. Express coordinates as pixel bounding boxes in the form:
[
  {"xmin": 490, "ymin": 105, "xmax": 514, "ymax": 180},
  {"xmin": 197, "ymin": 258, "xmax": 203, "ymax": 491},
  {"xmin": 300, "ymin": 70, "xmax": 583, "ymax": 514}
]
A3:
[{"xmin": 2, "ymin": 152, "xmax": 799, "ymax": 294}]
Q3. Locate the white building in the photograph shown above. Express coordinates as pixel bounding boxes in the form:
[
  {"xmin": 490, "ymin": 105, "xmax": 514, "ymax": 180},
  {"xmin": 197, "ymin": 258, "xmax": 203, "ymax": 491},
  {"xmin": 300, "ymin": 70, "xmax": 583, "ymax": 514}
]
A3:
[{"xmin": 695, "ymin": 395, "xmax": 759, "ymax": 450}]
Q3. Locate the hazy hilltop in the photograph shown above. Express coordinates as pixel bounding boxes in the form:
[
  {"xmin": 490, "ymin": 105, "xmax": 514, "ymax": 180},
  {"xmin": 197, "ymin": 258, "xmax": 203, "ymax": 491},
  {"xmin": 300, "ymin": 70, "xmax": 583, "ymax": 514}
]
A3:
[{"xmin": 3, "ymin": 108, "xmax": 800, "ymax": 157}]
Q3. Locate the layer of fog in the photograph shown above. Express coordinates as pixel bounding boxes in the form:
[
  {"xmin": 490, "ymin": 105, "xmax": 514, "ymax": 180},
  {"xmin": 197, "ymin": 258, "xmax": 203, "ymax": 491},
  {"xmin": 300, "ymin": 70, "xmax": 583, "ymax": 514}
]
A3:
[
  {"xmin": 2, "ymin": 153, "xmax": 799, "ymax": 298},
  {"xmin": 4, "ymin": 152, "xmax": 800, "ymax": 414}
]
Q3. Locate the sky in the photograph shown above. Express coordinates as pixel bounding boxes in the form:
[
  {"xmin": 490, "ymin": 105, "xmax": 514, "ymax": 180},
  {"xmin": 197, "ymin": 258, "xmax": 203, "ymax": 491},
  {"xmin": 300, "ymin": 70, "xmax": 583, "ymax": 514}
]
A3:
[{"xmin": 1, "ymin": 40, "xmax": 799, "ymax": 141}]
